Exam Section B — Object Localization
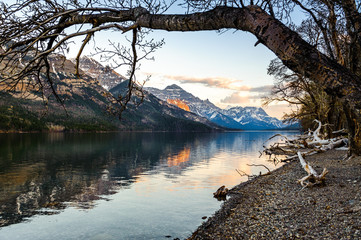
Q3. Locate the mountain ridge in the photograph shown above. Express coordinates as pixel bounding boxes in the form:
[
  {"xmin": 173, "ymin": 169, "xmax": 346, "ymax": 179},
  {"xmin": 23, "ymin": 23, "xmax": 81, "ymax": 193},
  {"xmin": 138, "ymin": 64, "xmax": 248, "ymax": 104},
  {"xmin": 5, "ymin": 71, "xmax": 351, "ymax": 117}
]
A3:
[
  {"xmin": 145, "ymin": 85, "xmax": 299, "ymax": 130},
  {"xmin": 109, "ymin": 80, "xmax": 223, "ymax": 132},
  {"xmin": 0, "ymin": 55, "xmax": 223, "ymax": 132}
]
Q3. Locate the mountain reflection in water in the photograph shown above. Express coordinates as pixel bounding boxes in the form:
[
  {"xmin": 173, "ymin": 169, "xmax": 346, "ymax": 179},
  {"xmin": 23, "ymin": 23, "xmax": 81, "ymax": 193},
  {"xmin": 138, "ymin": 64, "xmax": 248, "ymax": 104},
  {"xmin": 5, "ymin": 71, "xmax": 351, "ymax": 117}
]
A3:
[{"xmin": 0, "ymin": 131, "xmax": 297, "ymax": 239}]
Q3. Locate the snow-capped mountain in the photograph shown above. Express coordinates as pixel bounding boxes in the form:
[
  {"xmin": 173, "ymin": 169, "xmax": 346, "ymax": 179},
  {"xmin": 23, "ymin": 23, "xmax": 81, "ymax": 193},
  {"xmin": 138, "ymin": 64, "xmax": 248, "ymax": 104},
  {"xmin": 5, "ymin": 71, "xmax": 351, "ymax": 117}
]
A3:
[
  {"xmin": 146, "ymin": 84, "xmax": 299, "ymax": 130},
  {"xmin": 110, "ymin": 81, "xmax": 223, "ymax": 131},
  {"xmin": 221, "ymin": 106, "xmax": 289, "ymax": 130},
  {"xmin": 147, "ymin": 84, "xmax": 221, "ymax": 116}
]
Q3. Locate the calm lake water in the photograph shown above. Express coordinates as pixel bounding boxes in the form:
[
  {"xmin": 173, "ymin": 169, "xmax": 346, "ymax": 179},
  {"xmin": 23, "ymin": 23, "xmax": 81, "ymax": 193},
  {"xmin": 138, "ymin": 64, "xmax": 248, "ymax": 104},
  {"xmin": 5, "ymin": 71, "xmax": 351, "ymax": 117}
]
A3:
[{"xmin": 0, "ymin": 131, "xmax": 297, "ymax": 239}]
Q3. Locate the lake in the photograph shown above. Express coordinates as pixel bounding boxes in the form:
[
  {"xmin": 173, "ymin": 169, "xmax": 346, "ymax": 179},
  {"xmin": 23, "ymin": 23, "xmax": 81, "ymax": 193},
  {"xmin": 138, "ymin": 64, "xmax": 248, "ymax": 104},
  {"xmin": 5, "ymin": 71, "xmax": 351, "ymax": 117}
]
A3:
[{"xmin": 0, "ymin": 131, "xmax": 297, "ymax": 239}]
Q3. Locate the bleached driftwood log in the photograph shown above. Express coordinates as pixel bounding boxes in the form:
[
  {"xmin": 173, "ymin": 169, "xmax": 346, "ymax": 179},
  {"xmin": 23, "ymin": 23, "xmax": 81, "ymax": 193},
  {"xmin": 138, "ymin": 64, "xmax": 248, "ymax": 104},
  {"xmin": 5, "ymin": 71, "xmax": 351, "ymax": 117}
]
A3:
[
  {"xmin": 320, "ymin": 138, "xmax": 348, "ymax": 151},
  {"xmin": 297, "ymin": 151, "xmax": 328, "ymax": 188},
  {"xmin": 259, "ymin": 120, "xmax": 351, "ymax": 189},
  {"xmin": 312, "ymin": 119, "xmax": 322, "ymax": 142},
  {"xmin": 261, "ymin": 119, "xmax": 348, "ymax": 163}
]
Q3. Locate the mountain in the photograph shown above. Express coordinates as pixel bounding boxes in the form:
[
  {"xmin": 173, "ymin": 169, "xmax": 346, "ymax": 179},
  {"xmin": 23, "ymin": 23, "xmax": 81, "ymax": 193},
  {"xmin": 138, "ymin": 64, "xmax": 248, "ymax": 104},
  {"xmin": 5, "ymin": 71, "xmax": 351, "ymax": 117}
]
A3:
[
  {"xmin": 146, "ymin": 84, "xmax": 299, "ymax": 130},
  {"xmin": 72, "ymin": 56, "xmax": 126, "ymax": 90},
  {"xmin": 109, "ymin": 81, "xmax": 223, "ymax": 131},
  {"xmin": 221, "ymin": 106, "xmax": 291, "ymax": 130},
  {"xmin": 0, "ymin": 55, "xmax": 222, "ymax": 132},
  {"xmin": 1, "ymin": 54, "xmax": 122, "ymax": 132},
  {"xmin": 146, "ymin": 84, "xmax": 236, "ymax": 127}
]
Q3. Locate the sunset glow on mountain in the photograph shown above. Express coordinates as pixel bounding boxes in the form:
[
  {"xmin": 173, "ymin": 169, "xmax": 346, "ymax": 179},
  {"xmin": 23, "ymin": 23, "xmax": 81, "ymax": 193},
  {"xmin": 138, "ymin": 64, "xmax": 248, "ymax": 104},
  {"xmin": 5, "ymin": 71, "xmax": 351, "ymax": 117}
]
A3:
[{"xmin": 166, "ymin": 99, "xmax": 190, "ymax": 112}]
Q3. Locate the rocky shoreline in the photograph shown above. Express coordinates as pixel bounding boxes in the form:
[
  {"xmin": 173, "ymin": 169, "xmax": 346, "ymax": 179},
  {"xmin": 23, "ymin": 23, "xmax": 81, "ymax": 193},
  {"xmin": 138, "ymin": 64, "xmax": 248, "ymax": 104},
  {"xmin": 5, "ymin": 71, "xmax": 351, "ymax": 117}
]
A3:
[{"xmin": 189, "ymin": 149, "xmax": 361, "ymax": 239}]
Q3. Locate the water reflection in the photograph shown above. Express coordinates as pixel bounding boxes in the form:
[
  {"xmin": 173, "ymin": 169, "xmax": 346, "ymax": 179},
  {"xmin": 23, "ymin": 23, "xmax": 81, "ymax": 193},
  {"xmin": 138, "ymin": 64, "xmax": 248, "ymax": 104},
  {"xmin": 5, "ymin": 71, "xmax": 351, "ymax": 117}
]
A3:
[
  {"xmin": 0, "ymin": 133, "xmax": 210, "ymax": 226},
  {"xmin": 167, "ymin": 147, "xmax": 191, "ymax": 167},
  {"xmin": 0, "ymin": 131, "xmax": 297, "ymax": 239}
]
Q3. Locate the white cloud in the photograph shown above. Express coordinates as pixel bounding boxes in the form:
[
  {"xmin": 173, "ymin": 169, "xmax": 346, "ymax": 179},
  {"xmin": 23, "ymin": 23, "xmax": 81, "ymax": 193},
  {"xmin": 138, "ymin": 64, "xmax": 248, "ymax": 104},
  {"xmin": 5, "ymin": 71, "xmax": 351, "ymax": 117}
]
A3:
[
  {"xmin": 249, "ymin": 85, "xmax": 274, "ymax": 93},
  {"xmin": 220, "ymin": 92, "xmax": 250, "ymax": 104},
  {"xmin": 162, "ymin": 74, "xmax": 250, "ymax": 91}
]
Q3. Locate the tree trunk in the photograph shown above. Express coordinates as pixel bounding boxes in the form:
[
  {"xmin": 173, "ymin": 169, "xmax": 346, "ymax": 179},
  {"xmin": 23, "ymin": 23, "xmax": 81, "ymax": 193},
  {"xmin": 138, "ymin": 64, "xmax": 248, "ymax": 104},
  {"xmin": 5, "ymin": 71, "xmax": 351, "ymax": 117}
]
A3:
[{"xmin": 344, "ymin": 105, "xmax": 361, "ymax": 155}]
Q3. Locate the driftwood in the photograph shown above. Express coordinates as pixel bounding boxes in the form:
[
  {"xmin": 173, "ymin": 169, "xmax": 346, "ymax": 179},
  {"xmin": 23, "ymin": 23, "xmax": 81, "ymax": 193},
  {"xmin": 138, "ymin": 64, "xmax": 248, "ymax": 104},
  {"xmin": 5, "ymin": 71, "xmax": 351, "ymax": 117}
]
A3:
[
  {"xmin": 261, "ymin": 120, "xmax": 348, "ymax": 164},
  {"xmin": 312, "ymin": 119, "xmax": 322, "ymax": 142},
  {"xmin": 236, "ymin": 164, "xmax": 271, "ymax": 181},
  {"xmin": 261, "ymin": 120, "xmax": 348, "ymax": 188},
  {"xmin": 297, "ymin": 151, "xmax": 328, "ymax": 188}
]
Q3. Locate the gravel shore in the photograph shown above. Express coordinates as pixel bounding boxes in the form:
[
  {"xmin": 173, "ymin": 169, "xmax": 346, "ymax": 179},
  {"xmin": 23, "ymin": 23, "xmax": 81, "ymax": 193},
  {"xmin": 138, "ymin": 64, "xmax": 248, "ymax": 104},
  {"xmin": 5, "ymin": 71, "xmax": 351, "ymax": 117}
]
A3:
[{"xmin": 189, "ymin": 150, "xmax": 361, "ymax": 239}]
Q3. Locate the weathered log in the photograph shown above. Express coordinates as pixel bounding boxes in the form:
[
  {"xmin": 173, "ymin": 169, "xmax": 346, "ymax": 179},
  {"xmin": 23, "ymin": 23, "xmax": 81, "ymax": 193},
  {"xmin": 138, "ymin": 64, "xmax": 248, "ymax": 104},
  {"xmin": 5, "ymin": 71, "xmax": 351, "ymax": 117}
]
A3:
[
  {"xmin": 297, "ymin": 151, "xmax": 328, "ymax": 188},
  {"xmin": 320, "ymin": 138, "xmax": 348, "ymax": 151},
  {"xmin": 263, "ymin": 119, "xmax": 349, "ymax": 162},
  {"xmin": 280, "ymin": 149, "xmax": 321, "ymax": 162},
  {"xmin": 312, "ymin": 120, "xmax": 323, "ymax": 142}
]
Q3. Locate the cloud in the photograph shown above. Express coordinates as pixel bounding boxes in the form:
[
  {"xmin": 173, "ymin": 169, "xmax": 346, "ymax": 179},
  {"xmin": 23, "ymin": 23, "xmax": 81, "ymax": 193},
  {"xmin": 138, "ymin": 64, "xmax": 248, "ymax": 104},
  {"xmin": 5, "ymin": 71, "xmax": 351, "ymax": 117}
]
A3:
[
  {"xmin": 163, "ymin": 74, "xmax": 250, "ymax": 91},
  {"xmin": 220, "ymin": 92, "xmax": 250, "ymax": 104},
  {"xmin": 249, "ymin": 85, "xmax": 274, "ymax": 93},
  {"xmin": 163, "ymin": 74, "xmax": 275, "ymax": 94},
  {"xmin": 220, "ymin": 91, "xmax": 270, "ymax": 106},
  {"xmin": 144, "ymin": 72, "xmax": 275, "ymax": 94}
]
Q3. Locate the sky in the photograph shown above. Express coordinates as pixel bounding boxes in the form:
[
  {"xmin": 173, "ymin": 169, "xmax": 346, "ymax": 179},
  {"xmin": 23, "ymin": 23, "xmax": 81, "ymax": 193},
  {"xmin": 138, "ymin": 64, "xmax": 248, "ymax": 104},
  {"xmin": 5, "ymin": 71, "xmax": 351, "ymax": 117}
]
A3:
[
  {"xmin": 63, "ymin": 3, "xmax": 299, "ymax": 120},
  {"xmin": 68, "ymin": 27, "xmax": 292, "ymax": 119}
]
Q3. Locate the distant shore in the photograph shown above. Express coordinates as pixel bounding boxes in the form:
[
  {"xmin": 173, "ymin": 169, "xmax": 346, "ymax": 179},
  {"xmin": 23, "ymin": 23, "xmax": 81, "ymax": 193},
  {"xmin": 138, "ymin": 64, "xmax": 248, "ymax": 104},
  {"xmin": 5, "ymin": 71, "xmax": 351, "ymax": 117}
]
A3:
[{"xmin": 189, "ymin": 149, "xmax": 361, "ymax": 239}]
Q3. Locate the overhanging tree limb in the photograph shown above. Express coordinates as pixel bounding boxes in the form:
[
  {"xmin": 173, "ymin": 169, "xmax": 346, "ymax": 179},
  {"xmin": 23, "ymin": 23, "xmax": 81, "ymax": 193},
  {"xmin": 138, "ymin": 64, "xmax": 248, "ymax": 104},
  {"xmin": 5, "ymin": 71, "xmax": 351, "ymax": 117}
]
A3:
[
  {"xmin": 3, "ymin": 4, "xmax": 361, "ymax": 109},
  {"xmin": 43, "ymin": 6, "xmax": 361, "ymax": 110}
]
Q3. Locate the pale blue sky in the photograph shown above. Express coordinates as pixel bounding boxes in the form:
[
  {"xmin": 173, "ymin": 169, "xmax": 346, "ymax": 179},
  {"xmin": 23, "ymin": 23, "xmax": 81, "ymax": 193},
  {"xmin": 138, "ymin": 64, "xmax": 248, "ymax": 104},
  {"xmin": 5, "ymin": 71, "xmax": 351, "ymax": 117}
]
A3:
[{"xmin": 138, "ymin": 30, "xmax": 277, "ymax": 106}]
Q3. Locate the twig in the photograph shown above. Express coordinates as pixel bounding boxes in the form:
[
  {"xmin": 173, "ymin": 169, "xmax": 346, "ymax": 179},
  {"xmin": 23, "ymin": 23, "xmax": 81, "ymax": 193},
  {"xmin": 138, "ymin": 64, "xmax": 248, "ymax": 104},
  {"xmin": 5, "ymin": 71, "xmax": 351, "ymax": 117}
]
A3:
[{"xmin": 247, "ymin": 164, "xmax": 271, "ymax": 173}]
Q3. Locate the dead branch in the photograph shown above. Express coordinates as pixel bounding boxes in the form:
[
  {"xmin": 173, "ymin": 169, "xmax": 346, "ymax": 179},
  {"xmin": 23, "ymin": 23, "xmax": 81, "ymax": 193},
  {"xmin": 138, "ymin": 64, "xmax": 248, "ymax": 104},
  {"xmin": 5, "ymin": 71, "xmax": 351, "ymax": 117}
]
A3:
[
  {"xmin": 332, "ymin": 129, "xmax": 347, "ymax": 134},
  {"xmin": 236, "ymin": 168, "xmax": 249, "ymax": 178},
  {"xmin": 247, "ymin": 164, "xmax": 271, "ymax": 173},
  {"xmin": 281, "ymin": 149, "xmax": 321, "ymax": 162},
  {"xmin": 262, "ymin": 120, "xmax": 349, "ymax": 163},
  {"xmin": 297, "ymin": 151, "xmax": 328, "ymax": 188},
  {"xmin": 236, "ymin": 164, "xmax": 271, "ymax": 181}
]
